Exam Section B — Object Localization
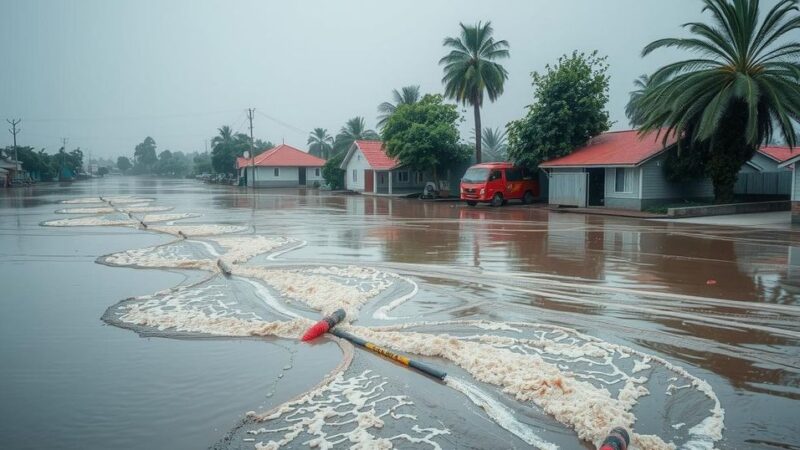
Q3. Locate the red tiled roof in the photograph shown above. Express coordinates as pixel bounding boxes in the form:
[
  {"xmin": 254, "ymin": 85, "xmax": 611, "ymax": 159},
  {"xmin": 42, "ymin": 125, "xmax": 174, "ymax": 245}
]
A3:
[
  {"xmin": 758, "ymin": 146, "xmax": 796, "ymax": 163},
  {"xmin": 236, "ymin": 144, "xmax": 325, "ymax": 169},
  {"xmin": 355, "ymin": 140, "xmax": 399, "ymax": 170},
  {"xmin": 539, "ymin": 130, "xmax": 677, "ymax": 168}
]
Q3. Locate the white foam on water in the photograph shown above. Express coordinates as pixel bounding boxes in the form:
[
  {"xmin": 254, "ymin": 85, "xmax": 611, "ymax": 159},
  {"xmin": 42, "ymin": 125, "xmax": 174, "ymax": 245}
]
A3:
[
  {"xmin": 372, "ymin": 273, "xmax": 418, "ymax": 320},
  {"xmin": 119, "ymin": 205, "xmax": 174, "ymax": 213},
  {"xmin": 237, "ymin": 277, "xmax": 303, "ymax": 320},
  {"xmin": 55, "ymin": 207, "xmax": 116, "ymax": 214},
  {"xmin": 446, "ymin": 377, "xmax": 557, "ymax": 449},
  {"xmin": 248, "ymin": 370, "xmax": 449, "ymax": 450},
  {"xmin": 233, "ymin": 265, "xmax": 394, "ymax": 319},
  {"xmin": 148, "ymin": 224, "xmax": 249, "ymax": 236},
  {"xmin": 211, "ymin": 236, "xmax": 295, "ymax": 263},
  {"xmin": 103, "ymin": 243, "xmax": 216, "ymax": 271},
  {"xmin": 142, "ymin": 213, "xmax": 201, "ymax": 223},
  {"xmin": 60, "ymin": 197, "xmax": 104, "ymax": 204},
  {"xmin": 42, "ymin": 216, "xmax": 138, "ymax": 227}
]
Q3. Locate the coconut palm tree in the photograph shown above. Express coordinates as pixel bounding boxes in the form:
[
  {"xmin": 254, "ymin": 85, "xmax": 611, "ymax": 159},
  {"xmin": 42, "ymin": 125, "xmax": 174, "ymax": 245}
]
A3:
[
  {"xmin": 440, "ymin": 21, "xmax": 510, "ymax": 164},
  {"xmin": 482, "ymin": 127, "xmax": 508, "ymax": 160},
  {"xmin": 307, "ymin": 128, "xmax": 334, "ymax": 159},
  {"xmin": 377, "ymin": 85, "xmax": 421, "ymax": 129},
  {"xmin": 333, "ymin": 117, "xmax": 380, "ymax": 154},
  {"xmin": 632, "ymin": 0, "xmax": 800, "ymax": 202}
]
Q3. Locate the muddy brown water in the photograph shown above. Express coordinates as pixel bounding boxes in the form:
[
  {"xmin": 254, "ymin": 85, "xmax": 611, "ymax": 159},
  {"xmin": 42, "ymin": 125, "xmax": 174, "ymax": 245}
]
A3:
[{"xmin": 1, "ymin": 177, "xmax": 798, "ymax": 449}]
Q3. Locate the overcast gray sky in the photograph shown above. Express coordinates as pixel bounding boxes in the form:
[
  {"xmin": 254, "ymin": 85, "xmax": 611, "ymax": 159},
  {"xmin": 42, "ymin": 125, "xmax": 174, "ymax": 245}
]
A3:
[{"xmin": 0, "ymin": 0, "xmax": 765, "ymax": 158}]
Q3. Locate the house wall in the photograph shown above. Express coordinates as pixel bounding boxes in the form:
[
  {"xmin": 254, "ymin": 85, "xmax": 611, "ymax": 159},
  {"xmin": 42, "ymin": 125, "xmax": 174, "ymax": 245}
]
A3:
[
  {"xmin": 306, "ymin": 167, "xmax": 324, "ymax": 184},
  {"xmin": 748, "ymin": 153, "xmax": 781, "ymax": 172},
  {"xmin": 250, "ymin": 166, "xmax": 299, "ymax": 187},
  {"xmin": 373, "ymin": 169, "xmax": 430, "ymax": 194},
  {"xmin": 344, "ymin": 148, "xmax": 371, "ymax": 191}
]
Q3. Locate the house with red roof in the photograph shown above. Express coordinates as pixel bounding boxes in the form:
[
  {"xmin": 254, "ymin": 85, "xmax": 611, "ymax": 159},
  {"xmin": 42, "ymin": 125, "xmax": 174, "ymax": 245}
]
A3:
[
  {"xmin": 339, "ymin": 140, "xmax": 432, "ymax": 195},
  {"xmin": 539, "ymin": 130, "xmax": 793, "ymax": 211},
  {"xmin": 236, "ymin": 144, "xmax": 325, "ymax": 188}
]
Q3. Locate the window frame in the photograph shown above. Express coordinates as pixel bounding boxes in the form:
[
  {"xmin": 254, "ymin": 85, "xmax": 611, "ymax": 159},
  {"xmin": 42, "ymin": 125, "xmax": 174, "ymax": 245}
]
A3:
[
  {"xmin": 397, "ymin": 171, "xmax": 410, "ymax": 183},
  {"xmin": 352, "ymin": 169, "xmax": 357, "ymax": 182},
  {"xmin": 273, "ymin": 167, "xmax": 280, "ymax": 177},
  {"xmin": 614, "ymin": 168, "xmax": 631, "ymax": 193}
]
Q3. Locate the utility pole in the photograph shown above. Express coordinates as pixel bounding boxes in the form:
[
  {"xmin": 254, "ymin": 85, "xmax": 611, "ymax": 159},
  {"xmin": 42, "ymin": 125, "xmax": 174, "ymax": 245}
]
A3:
[
  {"xmin": 7, "ymin": 119, "xmax": 21, "ymax": 168},
  {"xmin": 247, "ymin": 108, "xmax": 256, "ymax": 190}
]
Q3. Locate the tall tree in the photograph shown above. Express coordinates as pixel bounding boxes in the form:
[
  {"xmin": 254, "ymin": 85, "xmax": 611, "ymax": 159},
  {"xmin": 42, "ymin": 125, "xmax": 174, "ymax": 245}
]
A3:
[
  {"xmin": 333, "ymin": 117, "xmax": 379, "ymax": 154},
  {"xmin": 210, "ymin": 126, "xmax": 249, "ymax": 174},
  {"xmin": 307, "ymin": 128, "xmax": 334, "ymax": 159},
  {"xmin": 116, "ymin": 156, "xmax": 132, "ymax": 173},
  {"xmin": 382, "ymin": 94, "xmax": 469, "ymax": 184},
  {"xmin": 133, "ymin": 137, "xmax": 157, "ymax": 171},
  {"xmin": 440, "ymin": 21, "xmax": 510, "ymax": 163},
  {"xmin": 630, "ymin": 0, "xmax": 800, "ymax": 202},
  {"xmin": 507, "ymin": 51, "xmax": 611, "ymax": 169},
  {"xmin": 377, "ymin": 85, "xmax": 421, "ymax": 129}
]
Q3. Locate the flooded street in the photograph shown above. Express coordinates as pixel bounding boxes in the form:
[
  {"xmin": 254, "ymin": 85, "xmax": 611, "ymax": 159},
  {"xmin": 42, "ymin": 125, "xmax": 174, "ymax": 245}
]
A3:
[{"xmin": 1, "ymin": 177, "xmax": 798, "ymax": 449}]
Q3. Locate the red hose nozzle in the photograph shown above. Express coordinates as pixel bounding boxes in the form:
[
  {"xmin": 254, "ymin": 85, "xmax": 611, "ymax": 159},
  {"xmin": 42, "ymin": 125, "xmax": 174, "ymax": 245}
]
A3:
[
  {"xmin": 599, "ymin": 427, "xmax": 629, "ymax": 450},
  {"xmin": 300, "ymin": 309, "xmax": 346, "ymax": 341}
]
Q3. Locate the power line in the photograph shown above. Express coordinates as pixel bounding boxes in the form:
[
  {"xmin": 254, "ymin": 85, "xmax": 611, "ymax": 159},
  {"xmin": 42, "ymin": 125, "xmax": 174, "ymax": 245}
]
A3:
[
  {"xmin": 23, "ymin": 109, "xmax": 242, "ymax": 123},
  {"xmin": 254, "ymin": 109, "xmax": 307, "ymax": 137}
]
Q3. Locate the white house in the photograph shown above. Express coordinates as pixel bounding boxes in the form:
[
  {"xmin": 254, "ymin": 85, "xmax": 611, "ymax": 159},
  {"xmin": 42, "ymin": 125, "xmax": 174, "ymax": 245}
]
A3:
[
  {"xmin": 236, "ymin": 144, "xmax": 325, "ymax": 188},
  {"xmin": 339, "ymin": 140, "xmax": 430, "ymax": 195}
]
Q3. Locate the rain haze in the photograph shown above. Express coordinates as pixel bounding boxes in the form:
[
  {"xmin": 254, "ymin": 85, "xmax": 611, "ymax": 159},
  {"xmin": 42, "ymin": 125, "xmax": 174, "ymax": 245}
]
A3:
[{"xmin": 3, "ymin": 0, "xmax": 706, "ymax": 157}]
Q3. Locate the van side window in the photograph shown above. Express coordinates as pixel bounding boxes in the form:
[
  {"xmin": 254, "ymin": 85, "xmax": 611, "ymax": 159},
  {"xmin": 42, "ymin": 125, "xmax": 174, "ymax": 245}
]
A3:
[
  {"xmin": 521, "ymin": 168, "xmax": 532, "ymax": 180},
  {"xmin": 489, "ymin": 170, "xmax": 502, "ymax": 181},
  {"xmin": 505, "ymin": 168, "xmax": 522, "ymax": 181}
]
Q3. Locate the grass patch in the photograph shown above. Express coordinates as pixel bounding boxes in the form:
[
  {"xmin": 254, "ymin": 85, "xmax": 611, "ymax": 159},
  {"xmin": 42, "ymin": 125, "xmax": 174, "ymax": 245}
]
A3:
[{"xmin": 644, "ymin": 200, "xmax": 712, "ymax": 214}]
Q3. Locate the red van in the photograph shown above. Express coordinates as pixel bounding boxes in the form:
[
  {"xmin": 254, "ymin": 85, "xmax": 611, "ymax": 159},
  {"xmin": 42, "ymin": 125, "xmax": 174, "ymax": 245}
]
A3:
[{"xmin": 460, "ymin": 162, "xmax": 539, "ymax": 206}]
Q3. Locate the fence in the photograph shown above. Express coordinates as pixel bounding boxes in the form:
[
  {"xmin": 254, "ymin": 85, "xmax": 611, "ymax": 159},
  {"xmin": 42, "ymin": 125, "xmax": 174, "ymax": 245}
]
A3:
[{"xmin": 733, "ymin": 171, "xmax": 791, "ymax": 196}]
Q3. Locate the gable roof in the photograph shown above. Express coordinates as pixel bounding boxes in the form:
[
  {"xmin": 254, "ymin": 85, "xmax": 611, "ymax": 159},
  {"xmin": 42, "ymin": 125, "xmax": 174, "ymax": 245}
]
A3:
[
  {"xmin": 758, "ymin": 146, "xmax": 796, "ymax": 164},
  {"xmin": 340, "ymin": 140, "xmax": 400, "ymax": 170},
  {"xmin": 236, "ymin": 144, "xmax": 325, "ymax": 169},
  {"xmin": 539, "ymin": 130, "xmax": 677, "ymax": 168}
]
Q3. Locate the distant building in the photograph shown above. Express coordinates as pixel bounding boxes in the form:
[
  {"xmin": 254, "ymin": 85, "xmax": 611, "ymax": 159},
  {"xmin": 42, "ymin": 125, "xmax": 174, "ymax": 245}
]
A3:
[
  {"xmin": 236, "ymin": 144, "xmax": 325, "ymax": 188},
  {"xmin": 540, "ymin": 130, "xmax": 792, "ymax": 211},
  {"xmin": 0, "ymin": 157, "xmax": 23, "ymax": 187},
  {"xmin": 339, "ymin": 140, "xmax": 433, "ymax": 195}
]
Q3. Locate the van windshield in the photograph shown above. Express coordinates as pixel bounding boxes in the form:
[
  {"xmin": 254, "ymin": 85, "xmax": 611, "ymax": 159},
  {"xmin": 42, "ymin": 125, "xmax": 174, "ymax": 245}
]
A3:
[{"xmin": 462, "ymin": 168, "xmax": 490, "ymax": 183}]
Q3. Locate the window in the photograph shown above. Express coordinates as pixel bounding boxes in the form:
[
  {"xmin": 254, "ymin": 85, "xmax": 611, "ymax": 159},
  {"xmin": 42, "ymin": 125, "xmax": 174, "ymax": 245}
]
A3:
[
  {"xmin": 615, "ymin": 168, "xmax": 629, "ymax": 192},
  {"xmin": 398, "ymin": 171, "xmax": 409, "ymax": 183},
  {"xmin": 505, "ymin": 168, "xmax": 522, "ymax": 182},
  {"xmin": 274, "ymin": 168, "xmax": 280, "ymax": 177},
  {"xmin": 315, "ymin": 168, "xmax": 320, "ymax": 177},
  {"xmin": 379, "ymin": 173, "xmax": 385, "ymax": 184},
  {"xmin": 352, "ymin": 169, "xmax": 357, "ymax": 182},
  {"xmin": 488, "ymin": 170, "xmax": 502, "ymax": 181}
]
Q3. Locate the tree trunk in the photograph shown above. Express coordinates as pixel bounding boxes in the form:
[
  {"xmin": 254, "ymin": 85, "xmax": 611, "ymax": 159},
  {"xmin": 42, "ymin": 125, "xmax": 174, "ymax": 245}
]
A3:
[
  {"xmin": 473, "ymin": 103, "xmax": 482, "ymax": 164},
  {"xmin": 708, "ymin": 104, "xmax": 755, "ymax": 204}
]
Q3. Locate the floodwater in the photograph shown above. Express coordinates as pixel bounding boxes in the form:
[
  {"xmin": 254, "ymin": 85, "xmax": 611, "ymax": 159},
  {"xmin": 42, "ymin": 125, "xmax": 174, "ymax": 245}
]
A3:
[{"xmin": 0, "ymin": 177, "xmax": 798, "ymax": 449}]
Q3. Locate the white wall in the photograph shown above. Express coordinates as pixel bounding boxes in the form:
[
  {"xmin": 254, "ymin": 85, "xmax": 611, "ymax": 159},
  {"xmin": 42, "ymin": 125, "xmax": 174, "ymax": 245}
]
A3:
[
  {"xmin": 344, "ymin": 148, "xmax": 370, "ymax": 191},
  {"xmin": 306, "ymin": 166, "xmax": 323, "ymax": 182},
  {"xmin": 255, "ymin": 166, "xmax": 299, "ymax": 181}
]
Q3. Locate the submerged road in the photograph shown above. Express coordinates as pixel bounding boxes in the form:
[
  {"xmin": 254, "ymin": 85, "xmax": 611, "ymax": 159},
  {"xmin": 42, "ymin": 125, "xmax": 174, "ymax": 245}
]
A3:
[{"xmin": 0, "ymin": 177, "xmax": 798, "ymax": 449}]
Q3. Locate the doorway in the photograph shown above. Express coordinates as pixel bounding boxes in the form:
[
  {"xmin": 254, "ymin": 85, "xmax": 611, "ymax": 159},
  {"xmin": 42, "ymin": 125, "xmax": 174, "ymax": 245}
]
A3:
[
  {"xmin": 298, "ymin": 167, "xmax": 306, "ymax": 185},
  {"xmin": 587, "ymin": 168, "xmax": 605, "ymax": 206}
]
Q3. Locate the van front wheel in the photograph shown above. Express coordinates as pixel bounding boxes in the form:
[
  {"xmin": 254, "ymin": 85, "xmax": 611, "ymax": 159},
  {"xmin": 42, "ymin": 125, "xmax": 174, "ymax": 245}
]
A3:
[
  {"xmin": 523, "ymin": 191, "xmax": 535, "ymax": 204},
  {"xmin": 490, "ymin": 193, "xmax": 503, "ymax": 207}
]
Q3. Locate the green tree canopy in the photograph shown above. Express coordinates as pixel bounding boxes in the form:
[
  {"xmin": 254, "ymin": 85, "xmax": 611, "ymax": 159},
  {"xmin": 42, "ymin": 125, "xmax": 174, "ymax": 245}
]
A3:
[
  {"xmin": 133, "ymin": 137, "xmax": 157, "ymax": 171},
  {"xmin": 440, "ymin": 21, "xmax": 510, "ymax": 164},
  {"xmin": 322, "ymin": 151, "xmax": 346, "ymax": 190},
  {"xmin": 506, "ymin": 51, "xmax": 611, "ymax": 169},
  {"xmin": 382, "ymin": 94, "xmax": 469, "ymax": 181},
  {"xmin": 3, "ymin": 146, "xmax": 57, "ymax": 180},
  {"xmin": 628, "ymin": 0, "xmax": 800, "ymax": 202},
  {"xmin": 210, "ymin": 126, "xmax": 249, "ymax": 174},
  {"xmin": 116, "ymin": 156, "xmax": 132, "ymax": 173}
]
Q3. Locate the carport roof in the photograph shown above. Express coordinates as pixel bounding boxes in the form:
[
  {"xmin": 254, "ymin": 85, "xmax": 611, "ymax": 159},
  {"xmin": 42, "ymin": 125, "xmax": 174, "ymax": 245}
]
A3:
[{"xmin": 539, "ymin": 130, "xmax": 676, "ymax": 168}]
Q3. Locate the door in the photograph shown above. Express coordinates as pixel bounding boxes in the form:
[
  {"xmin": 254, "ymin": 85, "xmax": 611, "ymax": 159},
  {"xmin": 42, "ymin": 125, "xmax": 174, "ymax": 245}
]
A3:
[
  {"xmin": 549, "ymin": 172, "xmax": 588, "ymax": 207},
  {"xmin": 365, "ymin": 170, "xmax": 374, "ymax": 193},
  {"xmin": 587, "ymin": 168, "xmax": 605, "ymax": 206},
  {"xmin": 298, "ymin": 167, "xmax": 306, "ymax": 185}
]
